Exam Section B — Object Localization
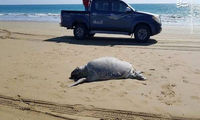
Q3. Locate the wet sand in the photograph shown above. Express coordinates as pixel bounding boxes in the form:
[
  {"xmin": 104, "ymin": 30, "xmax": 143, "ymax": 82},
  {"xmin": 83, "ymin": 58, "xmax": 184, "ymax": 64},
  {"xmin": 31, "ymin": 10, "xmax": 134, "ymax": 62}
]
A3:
[{"xmin": 0, "ymin": 21, "xmax": 200, "ymax": 120}]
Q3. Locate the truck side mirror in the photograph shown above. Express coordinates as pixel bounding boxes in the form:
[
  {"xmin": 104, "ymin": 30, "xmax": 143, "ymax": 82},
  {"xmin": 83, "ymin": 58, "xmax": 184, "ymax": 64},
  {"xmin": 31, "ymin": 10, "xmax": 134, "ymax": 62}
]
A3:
[{"xmin": 126, "ymin": 7, "xmax": 132, "ymax": 13}]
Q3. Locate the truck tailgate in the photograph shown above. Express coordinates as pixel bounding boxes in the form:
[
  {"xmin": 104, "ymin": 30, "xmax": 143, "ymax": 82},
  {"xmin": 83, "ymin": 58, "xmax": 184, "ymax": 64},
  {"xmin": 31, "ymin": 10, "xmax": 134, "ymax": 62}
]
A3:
[{"xmin": 60, "ymin": 10, "xmax": 89, "ymax": 28}]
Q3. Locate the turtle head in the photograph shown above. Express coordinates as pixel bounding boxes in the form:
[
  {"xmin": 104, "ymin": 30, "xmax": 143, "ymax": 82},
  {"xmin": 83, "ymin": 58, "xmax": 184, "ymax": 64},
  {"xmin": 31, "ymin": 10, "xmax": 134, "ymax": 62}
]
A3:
[
  {"xmin": 70, "ymin": 67, "xmax": 83, "ymax": 81},
  {"xmin": 135, "ymin": 71, "xmax": 147, "ymax": 80}
]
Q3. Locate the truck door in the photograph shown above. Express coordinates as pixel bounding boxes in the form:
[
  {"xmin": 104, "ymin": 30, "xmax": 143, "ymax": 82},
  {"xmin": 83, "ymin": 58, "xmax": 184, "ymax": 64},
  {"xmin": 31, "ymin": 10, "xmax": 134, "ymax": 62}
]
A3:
[
  {"xmin": 109, "ymin": 0, "xmax": 133, "ymax": 32},
  {"xmin": 90, "ymin": 0, "xmax": 112, "ymax": 31}
]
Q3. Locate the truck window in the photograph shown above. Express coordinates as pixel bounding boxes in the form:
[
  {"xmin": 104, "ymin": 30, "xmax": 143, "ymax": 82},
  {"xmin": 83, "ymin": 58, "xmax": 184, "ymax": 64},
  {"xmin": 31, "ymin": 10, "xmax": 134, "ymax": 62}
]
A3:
[
  {"xmin": 95, "ymin": 0, "xmax": 109, "ymax": 11},
  {"xmin": 112, "ymin": 1, "xmax": 128, "ymax": 12}
]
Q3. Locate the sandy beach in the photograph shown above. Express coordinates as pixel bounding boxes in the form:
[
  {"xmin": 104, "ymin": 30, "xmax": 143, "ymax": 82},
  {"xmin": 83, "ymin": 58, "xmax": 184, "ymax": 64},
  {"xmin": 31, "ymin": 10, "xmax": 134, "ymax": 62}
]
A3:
[{"xmin": 0, "ymin": 21, "xmax": 200, "ymax": 120}]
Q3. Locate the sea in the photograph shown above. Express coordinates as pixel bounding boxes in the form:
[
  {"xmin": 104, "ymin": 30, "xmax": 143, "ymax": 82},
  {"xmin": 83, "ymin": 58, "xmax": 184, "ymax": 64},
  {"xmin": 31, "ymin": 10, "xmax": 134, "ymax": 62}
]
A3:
[{"xmin": 0, "ymin": 4, "xmax": 200, "ymax": 25}]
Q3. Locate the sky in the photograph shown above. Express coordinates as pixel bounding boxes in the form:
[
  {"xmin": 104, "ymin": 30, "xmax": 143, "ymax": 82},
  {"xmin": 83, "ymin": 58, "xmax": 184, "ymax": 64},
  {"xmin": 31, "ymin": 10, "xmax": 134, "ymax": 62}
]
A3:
[{"xmin": 0, "ymin": 0, "xmax": 178, "ymax": 5}]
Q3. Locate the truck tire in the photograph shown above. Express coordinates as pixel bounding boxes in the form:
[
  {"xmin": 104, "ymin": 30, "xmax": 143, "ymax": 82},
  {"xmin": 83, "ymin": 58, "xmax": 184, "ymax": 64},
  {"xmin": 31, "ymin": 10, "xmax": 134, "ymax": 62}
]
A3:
[
  {"xmin": 134, "ymin": 25, "xmax": 150, "ymax": 42},
  {"xmin": 74, "ymin": 24, "xmax": 87, "ymax": 40}
]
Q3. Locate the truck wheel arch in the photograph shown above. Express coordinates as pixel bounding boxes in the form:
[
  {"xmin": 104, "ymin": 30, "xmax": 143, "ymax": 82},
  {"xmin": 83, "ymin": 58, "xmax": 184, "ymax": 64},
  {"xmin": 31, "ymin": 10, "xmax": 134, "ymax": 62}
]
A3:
[{"xmin": 72, "ymin": 22, "xmax": 87, "ymax": 29}]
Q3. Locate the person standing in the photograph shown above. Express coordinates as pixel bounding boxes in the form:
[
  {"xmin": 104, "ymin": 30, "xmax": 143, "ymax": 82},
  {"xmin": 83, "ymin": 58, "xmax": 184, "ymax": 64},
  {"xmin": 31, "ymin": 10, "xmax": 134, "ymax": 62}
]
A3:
[{"xmin": 82, "ymin": 0, "xmax": 90, "ymax": 11}]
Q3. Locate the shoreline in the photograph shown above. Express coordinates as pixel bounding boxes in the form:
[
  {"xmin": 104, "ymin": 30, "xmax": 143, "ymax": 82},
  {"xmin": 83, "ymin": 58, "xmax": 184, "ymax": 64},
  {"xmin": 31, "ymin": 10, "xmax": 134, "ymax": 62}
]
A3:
[{"xmin": 0, "ymin": 20, "xmax": 60, "ymax": 23}]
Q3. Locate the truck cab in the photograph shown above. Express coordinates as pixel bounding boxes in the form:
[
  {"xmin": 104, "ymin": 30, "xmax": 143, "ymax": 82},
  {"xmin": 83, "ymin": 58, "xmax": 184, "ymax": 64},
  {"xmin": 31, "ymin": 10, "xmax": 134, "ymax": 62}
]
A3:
[{"xmin": 60, "ymin": 0, "xmax": 162, "ymax": 42}]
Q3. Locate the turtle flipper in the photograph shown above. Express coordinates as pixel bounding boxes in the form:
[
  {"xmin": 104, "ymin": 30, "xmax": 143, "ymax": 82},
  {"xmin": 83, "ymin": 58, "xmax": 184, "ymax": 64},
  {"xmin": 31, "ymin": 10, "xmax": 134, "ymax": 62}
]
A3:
[{"xmin": 68, "ymin": 78, "xmax": 87, "ymax": 87}]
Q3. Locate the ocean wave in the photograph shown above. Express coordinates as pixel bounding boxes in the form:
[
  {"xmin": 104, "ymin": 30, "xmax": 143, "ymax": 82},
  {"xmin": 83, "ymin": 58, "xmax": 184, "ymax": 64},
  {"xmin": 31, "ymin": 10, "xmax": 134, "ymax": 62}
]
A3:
[
  {"xmin": 0, "ymin": 13, "xmax": 60, "ymax": 22},
  {"xmin": 160, "ymin": 14, "xmax": 200, "ymax": 25}
]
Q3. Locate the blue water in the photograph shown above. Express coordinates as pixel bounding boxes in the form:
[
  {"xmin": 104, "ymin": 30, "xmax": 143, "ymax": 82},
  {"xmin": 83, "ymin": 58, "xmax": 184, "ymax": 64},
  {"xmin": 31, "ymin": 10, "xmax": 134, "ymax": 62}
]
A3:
[{"xmin": 0, "ymin": 4, "xmax": 200, "ymax": 25}]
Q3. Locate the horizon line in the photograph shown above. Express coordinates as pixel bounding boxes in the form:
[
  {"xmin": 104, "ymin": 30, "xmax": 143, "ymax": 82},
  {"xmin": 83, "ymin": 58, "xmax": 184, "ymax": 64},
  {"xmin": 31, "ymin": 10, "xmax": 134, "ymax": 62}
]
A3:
[{"xmin": 0, "ymin": 3, "xmax": 177, "ymax": 5}]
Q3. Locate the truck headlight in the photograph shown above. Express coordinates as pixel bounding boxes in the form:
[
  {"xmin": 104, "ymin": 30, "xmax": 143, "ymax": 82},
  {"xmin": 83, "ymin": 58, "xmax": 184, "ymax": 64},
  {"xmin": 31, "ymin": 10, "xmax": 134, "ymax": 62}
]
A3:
[{"xmin": 153, "ymin": 16, "xmax": 161, "ymax": 24}]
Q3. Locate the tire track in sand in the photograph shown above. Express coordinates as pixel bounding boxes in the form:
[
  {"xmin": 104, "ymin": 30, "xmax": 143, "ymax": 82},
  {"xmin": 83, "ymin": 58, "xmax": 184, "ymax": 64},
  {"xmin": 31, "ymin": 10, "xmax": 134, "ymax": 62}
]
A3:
[
  {"xmin": 0, "ymin": 94, "xmax": 199, "ymax": 120},
  {"xmin": 0, "ymin": 29, "xmax": 11, "ymax": 39},
  {"xmin": 1, "ymin": 29, "xmax": 200, "ymax": 52},
  {"xmin": 0, "ymin": 29, "xmax": 55, "ymax": 40}
]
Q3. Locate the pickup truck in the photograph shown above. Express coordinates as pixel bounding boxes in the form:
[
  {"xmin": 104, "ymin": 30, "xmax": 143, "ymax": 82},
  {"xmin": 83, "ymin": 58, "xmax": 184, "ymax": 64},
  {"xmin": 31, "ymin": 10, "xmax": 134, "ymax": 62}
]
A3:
[{"xmin": 60, "ymin": 0, "xmax": 162, "ymax": 42}]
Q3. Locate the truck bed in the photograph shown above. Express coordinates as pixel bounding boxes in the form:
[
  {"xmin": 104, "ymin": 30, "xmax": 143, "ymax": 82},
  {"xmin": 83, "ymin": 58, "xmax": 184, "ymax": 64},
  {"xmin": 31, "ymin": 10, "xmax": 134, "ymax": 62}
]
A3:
[{"xmin": 60, "ymin": 10, "xmax": 90, "ymax": 28}]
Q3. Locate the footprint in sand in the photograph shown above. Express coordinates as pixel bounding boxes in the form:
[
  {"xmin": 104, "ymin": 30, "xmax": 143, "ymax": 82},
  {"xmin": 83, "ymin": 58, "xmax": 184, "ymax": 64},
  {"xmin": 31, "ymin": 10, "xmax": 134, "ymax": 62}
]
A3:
[
  {"xmin": 183, "ymin": 80, "xmax": 189, "ymax": 84},
  {"xmin": 4, "ymin": 86, "xmax": 9, "ymax": 89},
  {"xmin": 168, "ymin": 56, "xmax": 172, "ymax": 59},
  {"xmin": 141, "ymin": 93, "xmax": 152, "ymax": 99},
  {"xmin": 191, "ymin": 96, "xmax": 200, "ymax": 102},
  {"xmin": 102, "ymin": 88, "xmax": 110, "ymax": 92},
  {"xmin": 140, "ymin": 52, "xmax": 145, "ymax": 54},
  {"xmin": 165, "ymin": 68, "xmax": 170, "ymax": 71},
  {"xmin": 119, "ymin": 91, "xmax": 128, "ymax": 97},
  {"xmin": 59, "ymin": 82, "xmax": 67, "ymax": 88},
  {"xmin": 120, "ymin": 82, "xmax": 124, "ymax": 86},
  {"xmin": 161, "ymin": 75, "xmax": 167, "ymax": 79},
  {"xmin": 161, "ymin": 84, "xmax": 176, "ymax": 98},
  {"xmin": 84, "ymin": 97, "xmax": 92, "ymax": 102},
  {"xmin": 194, "ymin": 69, "xmax": 200, "ymax": 75},
  {"xmin": 88, "ymin": 88, "xmax": 96, "ymax": 94},
  {"xmin": 157, "ymin": 83, "xmax": 180, "ymax": 105},
  {"xmin": 149, "ymin": 68, "xmax": 155, "ymax": 71},
  {"xmin": 182, "ymin": 76, "xmax": 190, "ymax": 84},
  {"xmin": 109, "ymin": 84, "xmax": 116, "ymax": 88}
]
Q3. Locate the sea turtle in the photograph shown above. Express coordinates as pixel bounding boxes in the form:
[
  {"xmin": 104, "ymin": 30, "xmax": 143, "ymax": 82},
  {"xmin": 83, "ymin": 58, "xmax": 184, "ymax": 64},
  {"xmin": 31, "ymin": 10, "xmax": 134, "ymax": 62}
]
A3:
[{"xmin": 69, "ymin": 57, "xmax": 146, "ymax": 87}]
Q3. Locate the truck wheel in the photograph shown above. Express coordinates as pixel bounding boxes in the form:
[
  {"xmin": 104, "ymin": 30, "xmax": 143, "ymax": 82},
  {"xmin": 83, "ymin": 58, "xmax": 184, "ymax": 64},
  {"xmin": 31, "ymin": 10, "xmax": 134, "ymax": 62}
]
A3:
[
  {"xmin": 134, "ymin": 25, "xmax": 150, "ymax": 42},
  {"xmin": 74, "ymin": 24, "xmax": 87, "ymax": 40}
]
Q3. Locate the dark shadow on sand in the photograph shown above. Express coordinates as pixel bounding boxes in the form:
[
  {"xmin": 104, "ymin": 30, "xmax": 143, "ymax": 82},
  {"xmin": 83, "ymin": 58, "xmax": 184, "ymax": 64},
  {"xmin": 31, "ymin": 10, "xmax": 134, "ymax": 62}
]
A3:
[
  {"xmin": 69, "ymin": 78, "xmax": 143, "ymax": 87},
  {"xmin": 44, "ymin": 36, "xmax": 157, "ymax": 47}
]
